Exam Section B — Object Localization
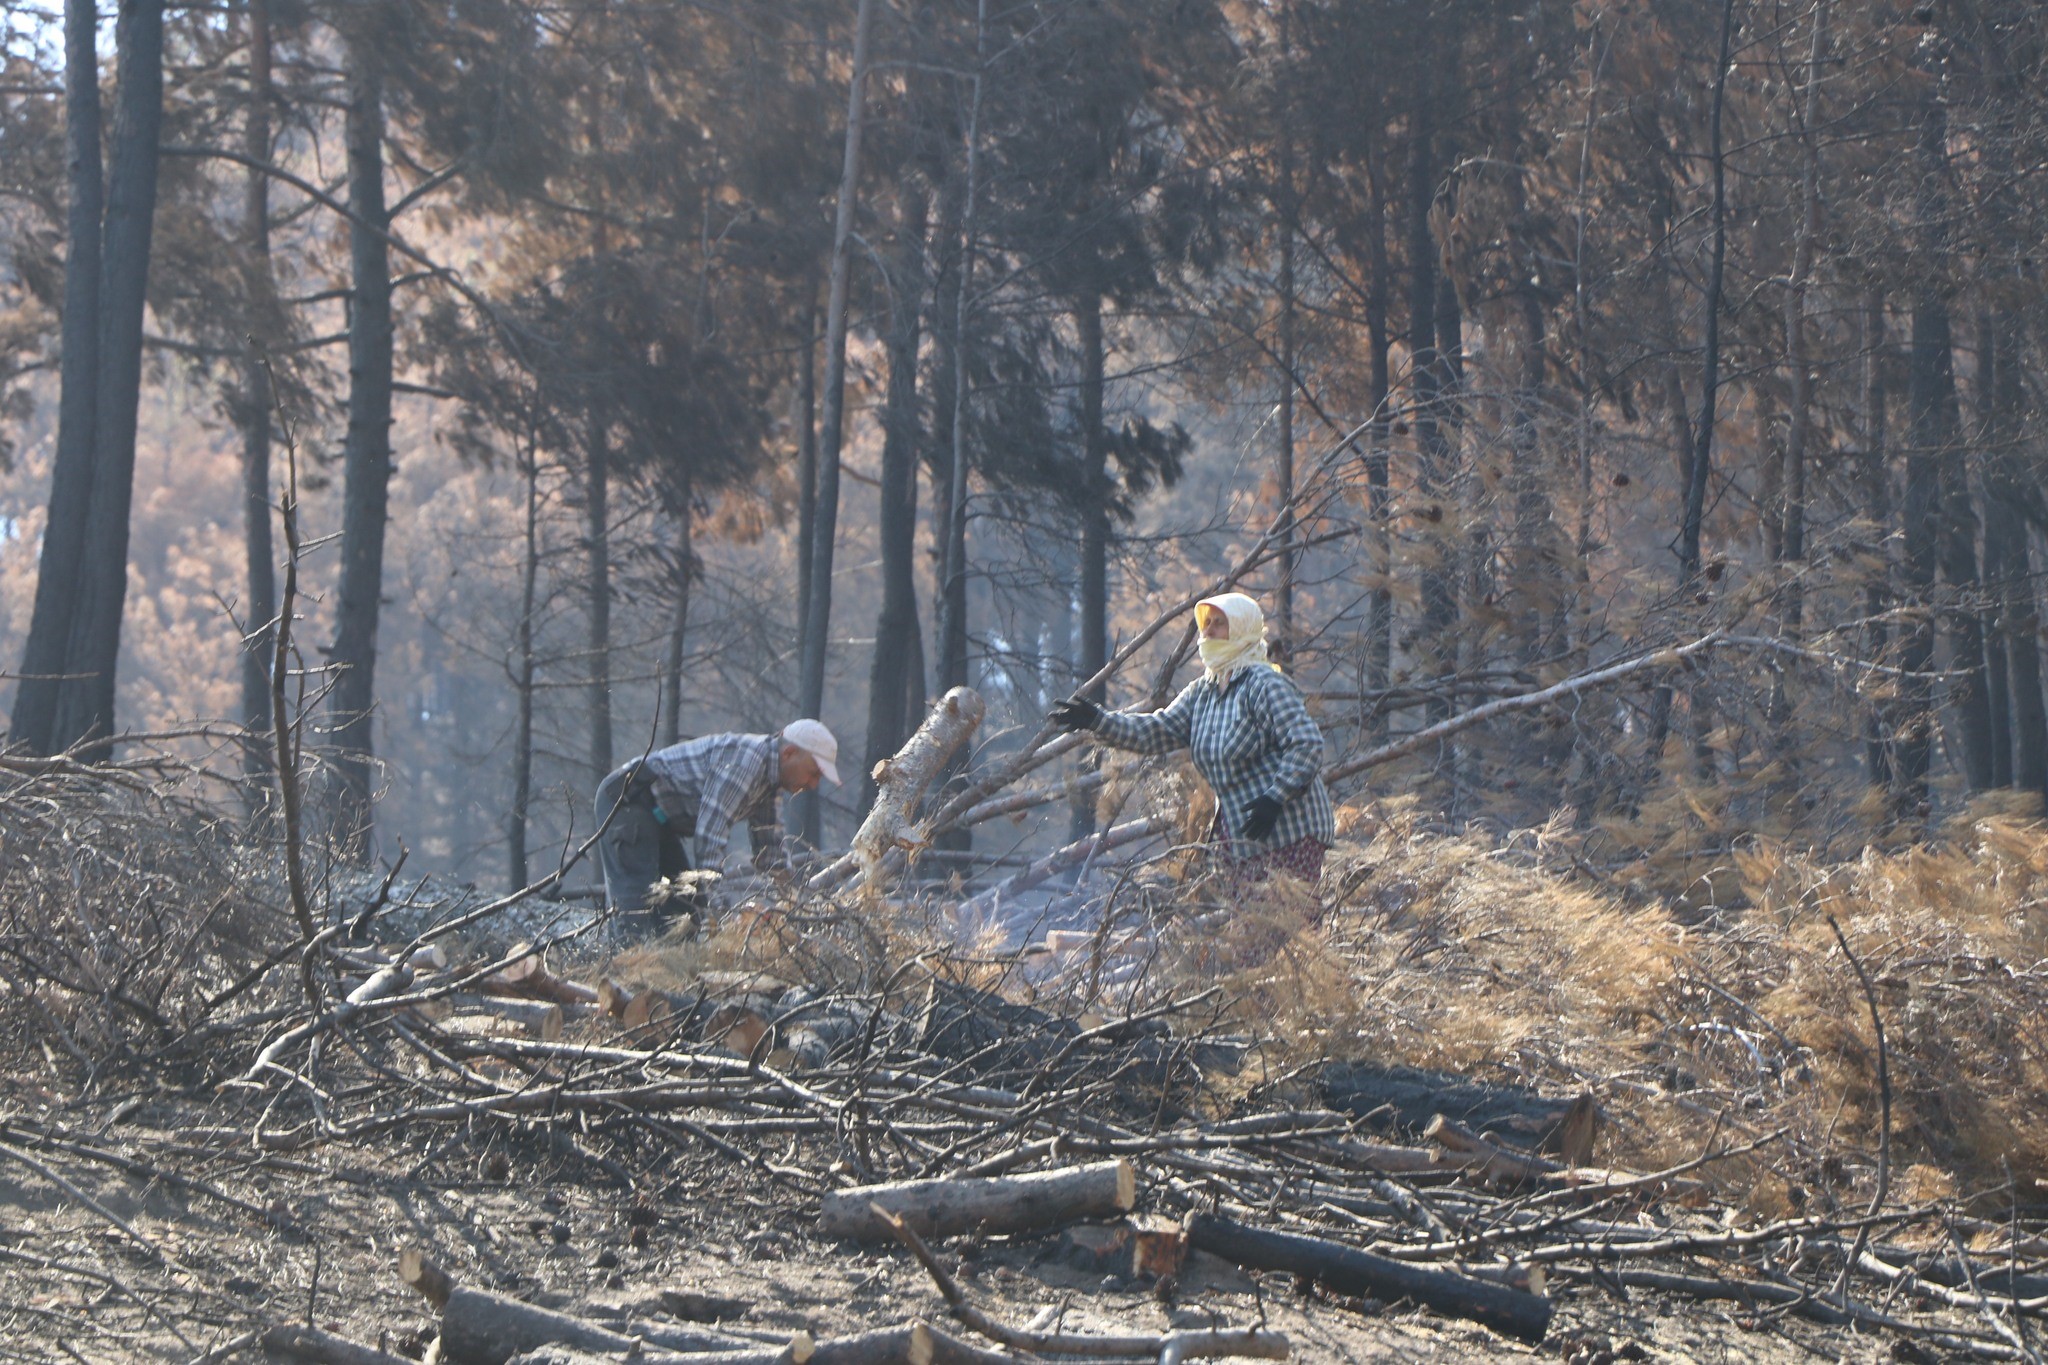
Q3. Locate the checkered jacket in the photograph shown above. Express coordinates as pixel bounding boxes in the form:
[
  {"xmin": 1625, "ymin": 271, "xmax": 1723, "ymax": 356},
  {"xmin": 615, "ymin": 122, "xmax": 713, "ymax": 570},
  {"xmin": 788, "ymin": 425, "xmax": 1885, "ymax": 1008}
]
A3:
[
  {"xmin": 639, "ymin": 733, "xmax": 783, "ymax": 868},
  {"xmin": 1093, "ymin": 665, "xmax": 1336, "ymax": 851}
]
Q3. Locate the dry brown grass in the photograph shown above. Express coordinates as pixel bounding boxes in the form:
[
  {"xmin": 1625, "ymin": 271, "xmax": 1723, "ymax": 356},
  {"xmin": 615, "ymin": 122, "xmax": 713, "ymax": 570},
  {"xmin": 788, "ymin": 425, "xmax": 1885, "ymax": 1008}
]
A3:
[
  {"xmin": 1271, "ymin": 795, "xmax": 2048, "ymax": 1213},
  {"xmin": 601, "ymin": 790, "xmax": 2048, "ymax": 1215}
]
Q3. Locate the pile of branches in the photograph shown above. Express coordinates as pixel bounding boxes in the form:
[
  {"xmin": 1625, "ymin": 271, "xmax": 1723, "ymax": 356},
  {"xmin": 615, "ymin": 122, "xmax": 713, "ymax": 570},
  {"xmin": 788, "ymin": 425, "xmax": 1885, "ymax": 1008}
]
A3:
[
  {"xmin": 5, "ymin": 694, "xmax": 2048, "ymax": 1364},
  {"xmin": 0, "ymin": 756, "xmax": 291, "ymax": 1075},
  {"xmin": 100, "ymin": 892, "xmax": 2030, "ymax": 1365}
]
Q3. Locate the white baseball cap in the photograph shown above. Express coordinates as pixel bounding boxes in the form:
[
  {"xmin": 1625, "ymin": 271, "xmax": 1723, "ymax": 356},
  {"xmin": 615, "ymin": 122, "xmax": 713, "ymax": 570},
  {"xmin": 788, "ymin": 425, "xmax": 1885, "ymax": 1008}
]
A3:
[{"xmin": 781, "ymin": 719, "xmax": 841, "ymax": 786}]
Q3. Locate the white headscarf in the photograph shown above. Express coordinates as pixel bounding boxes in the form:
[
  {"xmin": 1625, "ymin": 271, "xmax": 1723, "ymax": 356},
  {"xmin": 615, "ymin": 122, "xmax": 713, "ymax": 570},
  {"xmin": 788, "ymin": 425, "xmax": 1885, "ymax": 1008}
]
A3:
[{"xmin": 1195, "ymin": 592, "xmax": 1270, "ymax": 685}]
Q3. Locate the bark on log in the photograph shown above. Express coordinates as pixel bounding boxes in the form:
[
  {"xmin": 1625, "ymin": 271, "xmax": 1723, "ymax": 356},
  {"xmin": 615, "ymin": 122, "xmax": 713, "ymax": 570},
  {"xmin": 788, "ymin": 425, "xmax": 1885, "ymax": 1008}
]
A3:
[
  {"xmin": 436, "ymin": 1285, "xmax": 760, "ymax": 1365},
  {"xmin": 1424, "ymin": 1114, "xmax": 1563, "ymax": 1185},
  {"xmin": 260, "ymin": 1324, "xmax": 416, "ymax": 1365},
  {"xmin": 1184, "ymin": 1212, "xmax": 1552, "ymax": 1345},
  {"xmin": 704, "ymin": 1004, "xmax": 770, "ymax": 1058},
  {"xmin": 849, "ymin": 686, "xmax": 986, "ymax": 890},
  {"xmin": 820, "ymin": 1159, "xmax": 1135, "ymax": 1241},
  {"xmin": 433, "ymin": 999, "xmax": 563, "ymax": 1042},
  {"xmin": 492, "ymin": 1327, "xmax": 992, "ymax": 1365},
  {"xmin": 484, "ymin": 947, "xmax": 599, "ymax": 1008},
  {"xmin": 621, "ymin": 988, "xmax": 675, "ymax": 1039},
  {"xmin": 504, "ymin": 1347, "xmax": 806, "ymax": 1365}
]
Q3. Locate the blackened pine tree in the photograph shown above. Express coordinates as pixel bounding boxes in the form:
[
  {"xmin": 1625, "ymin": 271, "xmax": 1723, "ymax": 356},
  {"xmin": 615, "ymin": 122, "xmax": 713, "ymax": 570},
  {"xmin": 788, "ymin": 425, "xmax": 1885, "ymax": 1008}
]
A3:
[
  {"xmin": 9, "ymin": 0, "xmax": 101, "ymax": 756},
  {"xmin": 48, "ymin": 0, "xmax": 168, "ymax": 759}
]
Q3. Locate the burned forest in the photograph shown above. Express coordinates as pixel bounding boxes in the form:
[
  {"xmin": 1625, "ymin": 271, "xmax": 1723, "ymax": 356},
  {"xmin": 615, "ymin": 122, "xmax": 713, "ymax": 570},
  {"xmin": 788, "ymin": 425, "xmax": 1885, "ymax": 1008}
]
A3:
[{"xmin": 5, "ymin": 0, "xmax": 2048, "ymax": 1361}]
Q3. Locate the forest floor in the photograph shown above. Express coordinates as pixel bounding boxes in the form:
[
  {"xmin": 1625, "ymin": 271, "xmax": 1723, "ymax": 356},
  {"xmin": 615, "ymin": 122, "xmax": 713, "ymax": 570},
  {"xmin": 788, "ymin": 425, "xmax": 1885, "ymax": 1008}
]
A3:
[
  {"xmin": 0, "ymin": 1093, "xmax": 1935, "ymax": 1364},
  {"xmin": 4, "ymin": 776, "xmax": 2046, "ymax": 1364}
]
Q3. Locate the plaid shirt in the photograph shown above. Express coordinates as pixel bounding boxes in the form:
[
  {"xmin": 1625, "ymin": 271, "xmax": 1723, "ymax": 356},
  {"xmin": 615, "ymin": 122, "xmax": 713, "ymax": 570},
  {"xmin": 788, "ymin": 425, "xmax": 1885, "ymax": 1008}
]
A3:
[
  {"xmin": 640, "ymin": 733, "xmax": 783, "ymax": 868},
  {"xmin": 1094, "ymin": 666, "xmax": 1336, "ymax": 851}
]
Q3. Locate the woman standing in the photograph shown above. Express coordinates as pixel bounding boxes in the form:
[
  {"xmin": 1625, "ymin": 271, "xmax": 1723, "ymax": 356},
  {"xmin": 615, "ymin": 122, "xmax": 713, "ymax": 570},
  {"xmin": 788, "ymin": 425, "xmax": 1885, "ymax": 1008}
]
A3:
[{"xmin": 1049, "ymin": 592, "xmax": 1335, "ymax": 886}]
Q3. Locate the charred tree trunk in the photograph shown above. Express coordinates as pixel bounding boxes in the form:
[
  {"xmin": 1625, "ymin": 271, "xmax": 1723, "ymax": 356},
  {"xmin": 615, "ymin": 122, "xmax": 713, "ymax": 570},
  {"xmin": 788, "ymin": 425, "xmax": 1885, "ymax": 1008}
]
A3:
[
  {"xmin": 1860, "ymin": 295, "xmax": 1895, "ymax": 791},
  {"xmin": 1077, "ymin": 292, "xmax": 1109, "ymax": 705},
  {"xmin": 936, "ymin": 0, "xmax": 986, "ymax": 707},
  {"xmin": 1981, "ymin": 310, "xmax": 2041, "ymax": 795},
  {"xmin": 929, "ymin": 2, "xmax": 987, "ymax": 857},
  {"xmin": 1275, "ymin": 133, "xmax": 1297, "ymax": 650},
  {"xmin": 49, "ymin": 0, "xmax": 168, "ymax": 758},
  {"xmin": 1406, "ymin": 82, "xmax": 1452, "ymax": 726},
  {"xmin": 1975, "ymin": 316, "xmax": 2013, "ymax": 787},
  {"xmin": 10, "ymin": 0, "xmax": 102, "ymax": 756},
  {"xmin": 1070, "ymin": 290, "xmax": 1108, "ymax": 842},
  {"xmin": 509, "ymin": 450, "xmax": 538, "ymax": 892},
  {"xmin": 1364, "ymin": 114, "xmax": 1393, "ymax": 702},
  {"xmin": 1675, "ymin": 0, "xmax": 1732, "ymax": 588},
  {"xmin": 328, "ymin": 31, "xmax": 395, "ymax": 852},
  {"xmin": 794, "ymin": 0, "xmax": 879, "ymax": 847},
  {"xmin": 795, "ymin": 287, "xmax": 818, "ymax": 644},
  {"xmin": 1772, "ymin": 3, "xmax": 1825, "ymax": 752},
  {"xmin": 584, "ymin": 414, "xmax": 613, "ymax": 781},
  {"xmin": 663, "ymin": 486, "xmax": 693, "ymax": 749},
  {"xmin": 1913, "ymin": 84, "xmax": 1993, "ymax": 794},
  {"xmin": 1899, "ymin": 291, "xmax": 1946, "ymax": 812},
  {"xmin": 1936, "ymin": 350, "xmax": 1992, "ymax": 792},
  {"xmin": 238, "ymin": 0, "xmax": 279, "ymax": 804},
  {"xmin": 862, "ymin": 201, "xmax": 929, "ymax": 814},
  {"xmin": 1650, "ymin": 0, "xmax": 1731, "ymax": 764}
]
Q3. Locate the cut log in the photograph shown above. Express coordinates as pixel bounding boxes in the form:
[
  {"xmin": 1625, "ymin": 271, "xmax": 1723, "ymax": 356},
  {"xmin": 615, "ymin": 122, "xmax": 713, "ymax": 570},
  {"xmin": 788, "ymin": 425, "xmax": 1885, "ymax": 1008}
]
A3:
[
  {"xmin": 1184, "ymin": 1212, "xmax": 1551, "ymax": 1345},
  {"xmin": 1551, "ymin": 1092, "xmax": 1601, "ymax": 1166},
  {"xmin": 1129, "ymin": 1213, "xmax": 1187, "ymax": 1279},
  {"xmin": 484, "ymin": 943, "xmax": 601, "ymax": 1007},
  {"xmin": 694, "ymin": 969, "xmax": 794, "ymax": 999},
  {"xmin": 260, "ymin": 1324, "xmax": 415, "ymax": 1365},
  {"xmin": 596, "ymin": 977, "xmax": 631, "ymax": 1020},
  {"xmin": 1059, "ymin": 1215, "xmax": 1186, "ymax": 1280},
  {"xmin": 1319, "ymin": 1062, "xmax": 1577, "ymax": 1146},
  {"xmin": 503, "ymin": 1347, "xmax": 806, "ymax": 1365},
  {"xmin": 508, "ymin": 1326, "xmax": 993, "ymax": 1365},
  {"xmin": 703, "ymin": 1004, "xmax": 770, "ymax": 1058},
  {"xmin": 345, "ymin": 961, "xmax": 414, "ymax": 1007},
  {"xmin": 435, "ymin": 1001, "xmax": 563, "ymax": 1043},
  {"xmin": 492, "ymin": 942, "xmax": 542, "ymax": 985},
  {"xmin": 850, "ymin": 686, "xmax": 986, "ymax": 890},
  {"xmin": 1285, "ymin": 1136, "xmax": 1442, "ymax": 1176},
  {"xmin": 437, "ymin": 1285, "xmax": 762, "ymax": 1365},
  {"xmin": 620, "ymin": 988, "xmax": 675, "ymax": 1039},
  {"xmin": 1424, "ymin": 1114, "xmax": 1561, "ymax": 1186},
  {"xmin": 820, "ymin": 1159, "xmax": 1136, "ymax": 1241},
  {"xmin": 401, "ymin": 1246, "xmax": 454, "ymax": 1310}
]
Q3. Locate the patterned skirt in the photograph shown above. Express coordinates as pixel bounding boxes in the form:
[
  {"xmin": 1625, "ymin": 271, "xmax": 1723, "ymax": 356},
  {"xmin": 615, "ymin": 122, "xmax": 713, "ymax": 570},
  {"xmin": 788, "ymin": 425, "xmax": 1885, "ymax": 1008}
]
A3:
[{"xmin": 1207, "ymin": 813, "xmax": 1327, "ymax": 887}]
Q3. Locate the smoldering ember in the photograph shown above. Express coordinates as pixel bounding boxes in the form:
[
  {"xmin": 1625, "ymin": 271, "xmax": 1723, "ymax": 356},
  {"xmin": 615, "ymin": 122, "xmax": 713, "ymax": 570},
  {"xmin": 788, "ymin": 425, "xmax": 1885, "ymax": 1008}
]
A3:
[{"xmin": 3, "ymin": 2, "xmax": 2048, "ymax": 1363}]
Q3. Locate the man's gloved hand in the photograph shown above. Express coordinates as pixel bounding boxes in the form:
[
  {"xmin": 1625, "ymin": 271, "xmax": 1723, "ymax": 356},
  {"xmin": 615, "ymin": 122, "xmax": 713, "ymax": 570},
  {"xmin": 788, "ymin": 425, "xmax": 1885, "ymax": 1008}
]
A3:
[
  {"xmin": 1238, "ymin": 794, "xmax": 1285, "ymax": 842},
  {"xmin": 1049, "ymin": 696, "xmax": 1104, "ymax": 732}
]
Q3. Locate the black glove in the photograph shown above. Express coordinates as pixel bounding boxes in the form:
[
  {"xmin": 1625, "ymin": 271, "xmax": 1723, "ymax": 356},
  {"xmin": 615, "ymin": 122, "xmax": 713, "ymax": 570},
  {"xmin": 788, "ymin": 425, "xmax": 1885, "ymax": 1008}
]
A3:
[
  {"xmin": 1238, "ymin": 794, "xmax": 1285, "ymax": 842},
  {"xmin": 1049, "ymin": 696, "xmax": 1104, "ymax": 732}
]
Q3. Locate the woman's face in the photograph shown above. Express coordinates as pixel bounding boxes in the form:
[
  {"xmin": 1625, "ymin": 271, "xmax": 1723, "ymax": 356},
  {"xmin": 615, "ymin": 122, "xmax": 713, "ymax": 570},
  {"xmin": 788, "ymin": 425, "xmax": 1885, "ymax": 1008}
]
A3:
[{"xmin": 1199, "ymin": 608, "xmax": 1231, "ymax": 641}]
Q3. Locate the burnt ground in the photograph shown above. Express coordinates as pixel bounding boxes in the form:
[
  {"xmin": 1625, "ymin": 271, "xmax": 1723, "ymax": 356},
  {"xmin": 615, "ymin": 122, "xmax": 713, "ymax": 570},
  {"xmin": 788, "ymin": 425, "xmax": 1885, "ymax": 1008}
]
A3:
[{"xmin": 0, "ymin": 1093, "xmax": 1934, "ymax": 1365}]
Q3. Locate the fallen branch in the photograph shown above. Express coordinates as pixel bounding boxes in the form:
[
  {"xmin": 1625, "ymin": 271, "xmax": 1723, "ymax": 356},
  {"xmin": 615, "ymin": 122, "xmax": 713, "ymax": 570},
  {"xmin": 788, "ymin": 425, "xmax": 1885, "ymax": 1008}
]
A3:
[
  {"xmin": 1184, "ymin": 1211, "xmax": 1553, "ymax": 1345},
  {"xmin": 850, "ymin": 687, "xmax": 985, "ymax": 892},
  {"xmin": 1323, "ymin": 632, "xmax": 1726, "ymax": 785},
  {"xmin": 260, "ymin": 1324, "xmax": 415, "ymax": 1365}
]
